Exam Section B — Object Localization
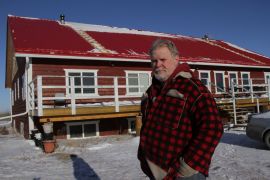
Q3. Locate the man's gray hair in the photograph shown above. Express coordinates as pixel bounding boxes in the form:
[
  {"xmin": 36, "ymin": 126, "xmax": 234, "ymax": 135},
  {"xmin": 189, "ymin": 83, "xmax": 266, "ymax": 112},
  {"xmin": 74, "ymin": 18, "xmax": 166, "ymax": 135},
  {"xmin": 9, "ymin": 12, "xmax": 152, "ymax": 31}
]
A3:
[{"xmin": 149, "ymin": 39, "xmax": 179, "ymax": 58}]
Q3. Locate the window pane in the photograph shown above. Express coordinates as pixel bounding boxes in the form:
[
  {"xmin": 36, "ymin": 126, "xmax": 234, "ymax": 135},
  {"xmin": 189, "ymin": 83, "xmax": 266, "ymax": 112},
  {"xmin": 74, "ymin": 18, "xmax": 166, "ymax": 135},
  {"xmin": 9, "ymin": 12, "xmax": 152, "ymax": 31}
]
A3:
[
  {"xmin": 68, "ymin": 73, "xmax": 81, "ymax": 94},
  {"xmin": 216, "ymin": 73, "xmax": 224, "ymax": 92},
  {"xmin": 242, "ymin": 74, "xmax": 249, "ymax": 85},
  {"xmin": 128, "ymin": 74, "xmax": 138, "ymax": 85},
  {"xmin": 83, "ymin": 72, "xmax": 94, "ymax": 77},
  {"xmin": 73, "ymin": 77, "xmax": 81, "ymax": 86},
  {"xmin": 201, "ymin": 79, "xmax": 208, "ymax": 86},
  {"xmin": 83, "ymin": 88, "xmax": 95, "ymax": 94},
  {"xmin": 83, "ymin": 75, "xmax": 95, "ymax": 94},
  {"xmin": 70, "ymin": 125, "xmax": 82, "ymax": 138},
  {"xmin": 201, "ymin": 72, "xmax": 209, "ymax": 79},
  {"xmin": 83, "ymin": 77, "xmax": 94, "ymax": 85},
  {"xmin": 69, "ymin": 73, "xmax": 80, "ymax": 76},
  {"xmin": 229, "ymin": 74, "xmax": 237, "ymax": 87},
  {"xmin": 242, "ymin": 74, "xmax": 248, "ymax": 79},
  {"xmin": 84, "ymin": 124, "xmax": 96, "ymax": 137},
  {"xmin": 139, "ymin": 73, "xmax": 149, "ymax": 92},
  {"xmin": 128, "ymin": 74, "xmax": 139, "ymax": 93},
  {"xmin": 200, "ymin": 72, "xmax": 209, "ymax": 86}
]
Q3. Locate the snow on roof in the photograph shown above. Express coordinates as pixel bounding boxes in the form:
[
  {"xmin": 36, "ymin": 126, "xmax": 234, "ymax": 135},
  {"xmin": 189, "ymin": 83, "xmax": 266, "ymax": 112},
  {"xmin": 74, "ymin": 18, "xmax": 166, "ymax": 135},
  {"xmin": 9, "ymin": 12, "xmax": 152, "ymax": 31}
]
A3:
[
  {"xmin": 220, "ymin": 41, "xmax": 269, "ymax": 59},
  {"xmin": 66, "ymin": 22, "xmax": 186, "ymax": 39}
]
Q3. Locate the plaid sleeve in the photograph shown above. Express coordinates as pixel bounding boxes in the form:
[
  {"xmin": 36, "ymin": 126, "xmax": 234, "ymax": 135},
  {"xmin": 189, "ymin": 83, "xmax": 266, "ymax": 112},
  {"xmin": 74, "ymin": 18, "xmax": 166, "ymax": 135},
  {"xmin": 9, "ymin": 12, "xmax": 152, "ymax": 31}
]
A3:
[{"xmin": 182, "ymin": 93, "xmax": 223, "ymax": 176}]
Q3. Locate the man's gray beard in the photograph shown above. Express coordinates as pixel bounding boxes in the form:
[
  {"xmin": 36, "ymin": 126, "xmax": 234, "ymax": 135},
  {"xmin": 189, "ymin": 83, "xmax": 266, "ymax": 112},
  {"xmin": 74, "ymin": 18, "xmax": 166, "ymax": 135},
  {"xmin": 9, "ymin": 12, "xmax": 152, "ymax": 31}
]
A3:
[{"xmin": 154, "ymin": 73, "xmax": 167, "ymax": 82}]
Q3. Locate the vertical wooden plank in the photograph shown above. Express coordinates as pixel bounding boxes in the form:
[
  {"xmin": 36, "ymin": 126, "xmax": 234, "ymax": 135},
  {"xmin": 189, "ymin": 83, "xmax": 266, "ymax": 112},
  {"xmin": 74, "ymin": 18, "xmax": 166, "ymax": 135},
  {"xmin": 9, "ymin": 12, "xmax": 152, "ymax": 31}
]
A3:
[
  {"xmin": 231, "ymin": 78, "xmax": 237, "ymax": 125},
  {"xmin": 268, "ymin": 78, "xmax": 270, "ymax": 101},
  {"xmin": 250, "ymin": 79, "xmax": 254, "ymax": 103},
  {"xmin": 37, "ymin": 76, "xmax": 43, "ymax": 116},
  {"xmin": 70, "ymin": 76, "xmax": 76, "ymax": 115},
  {"xmin": 114, "ymin": 77, "xmax": 119, "ymax": 112}
]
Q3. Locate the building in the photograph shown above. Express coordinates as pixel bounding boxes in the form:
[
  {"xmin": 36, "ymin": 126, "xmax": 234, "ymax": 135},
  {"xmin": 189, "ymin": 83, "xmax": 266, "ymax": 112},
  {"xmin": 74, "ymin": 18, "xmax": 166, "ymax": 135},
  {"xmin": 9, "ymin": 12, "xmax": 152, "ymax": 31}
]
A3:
[{"xmin": 5, "ymin": 15, "xmax": 270, "ymax": 139}]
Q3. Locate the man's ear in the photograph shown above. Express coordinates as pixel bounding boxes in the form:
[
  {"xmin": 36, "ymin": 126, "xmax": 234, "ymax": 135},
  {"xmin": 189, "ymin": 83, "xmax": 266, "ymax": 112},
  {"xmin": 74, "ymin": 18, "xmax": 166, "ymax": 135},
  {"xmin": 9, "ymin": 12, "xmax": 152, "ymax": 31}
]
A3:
[{"xmin": 175, "ymin": 55, "xmax": 180, "ymax": 62}]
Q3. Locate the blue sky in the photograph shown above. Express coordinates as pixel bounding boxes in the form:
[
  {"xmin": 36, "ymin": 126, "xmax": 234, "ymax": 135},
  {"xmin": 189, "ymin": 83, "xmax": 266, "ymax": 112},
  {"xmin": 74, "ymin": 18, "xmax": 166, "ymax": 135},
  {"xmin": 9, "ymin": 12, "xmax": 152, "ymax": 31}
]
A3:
[{"xmin": 0, "ymin": 0, "xmax": 270, "ymax": 113}]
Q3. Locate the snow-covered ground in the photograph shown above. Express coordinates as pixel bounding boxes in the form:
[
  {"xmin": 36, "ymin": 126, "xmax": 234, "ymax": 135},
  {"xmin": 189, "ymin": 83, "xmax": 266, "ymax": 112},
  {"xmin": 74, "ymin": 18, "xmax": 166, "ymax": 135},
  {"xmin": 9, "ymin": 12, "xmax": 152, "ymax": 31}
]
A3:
[{"xmin": 0, "ymin": 127, "xmax": 269, "ymax": 180}]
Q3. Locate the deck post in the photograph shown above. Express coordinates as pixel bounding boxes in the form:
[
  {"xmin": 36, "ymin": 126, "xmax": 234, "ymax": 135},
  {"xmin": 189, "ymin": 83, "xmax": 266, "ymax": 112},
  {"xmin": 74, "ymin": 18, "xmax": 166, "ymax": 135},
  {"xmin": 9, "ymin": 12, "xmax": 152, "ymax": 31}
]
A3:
[
  {"xmin": 231, "ymin": 79, "xmax": 237, "ymax": 125},
  {"xmin": 31, "ymin": 83, "xmax": 35, "ymax": 111},
  {"xmin": 268, "ymin": 78, "xmax": 270, "ymax": 101},
  {"xmin": 37, "ymin": 76, "xmax": 43, "ymax": 116},
  {"xmin": 250, "ymin": 79, "xmax": 254, "ymax": 103},
  {"xmin": 135, "ymin": 114, "xmax": 142, "ymax": 136},
  {"xmin": 9, "ymin": 89, "xmax": 13, "ymax": 123},
  {"xmin": 70, "ymin": 77, "xmax": 76, "ymax": 115},
  {"xmin": 113, "ymin": 77, "xmax": 120, "ymax": 112},
  {"xmin": 256, "ymin": 98, "xmax": 260, "ymax": 113}
]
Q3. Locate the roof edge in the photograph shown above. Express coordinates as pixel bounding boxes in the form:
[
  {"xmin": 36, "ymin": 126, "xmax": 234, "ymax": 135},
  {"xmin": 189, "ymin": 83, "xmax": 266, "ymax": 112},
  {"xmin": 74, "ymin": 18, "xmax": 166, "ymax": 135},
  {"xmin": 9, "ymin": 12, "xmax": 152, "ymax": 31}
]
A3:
[{"xmin": 15, "ymin": 53, "xmax": 270, "ymax": 69}]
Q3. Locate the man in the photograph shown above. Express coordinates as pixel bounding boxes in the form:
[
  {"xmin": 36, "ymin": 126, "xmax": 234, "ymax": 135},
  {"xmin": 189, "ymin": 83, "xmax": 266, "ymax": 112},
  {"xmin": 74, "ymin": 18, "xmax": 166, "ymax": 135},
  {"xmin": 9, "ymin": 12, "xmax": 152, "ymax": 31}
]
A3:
[{"xmin": 138, "ymin": 39, "xmax": 223, "ymax": 180}]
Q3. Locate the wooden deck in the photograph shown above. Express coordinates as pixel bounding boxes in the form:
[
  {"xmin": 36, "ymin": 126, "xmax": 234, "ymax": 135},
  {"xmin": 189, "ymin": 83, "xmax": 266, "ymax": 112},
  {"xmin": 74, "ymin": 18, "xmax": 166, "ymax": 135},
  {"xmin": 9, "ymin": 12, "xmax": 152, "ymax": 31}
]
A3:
[
  {"xmin": 217, "ymin": 97, "xmax": 270, "ymax": 107},
  {"xmin": 38, "ymin": 105, "xmax": 141, "ymax": 123}
]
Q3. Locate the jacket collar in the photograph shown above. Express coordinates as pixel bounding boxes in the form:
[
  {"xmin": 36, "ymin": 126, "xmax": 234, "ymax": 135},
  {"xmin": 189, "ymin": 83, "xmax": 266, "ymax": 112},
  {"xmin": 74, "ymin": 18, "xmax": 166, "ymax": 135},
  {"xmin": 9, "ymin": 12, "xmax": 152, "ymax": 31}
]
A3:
[{"xmin": 150, "ymin": 63, "xmax": 193, "ymax": 96}]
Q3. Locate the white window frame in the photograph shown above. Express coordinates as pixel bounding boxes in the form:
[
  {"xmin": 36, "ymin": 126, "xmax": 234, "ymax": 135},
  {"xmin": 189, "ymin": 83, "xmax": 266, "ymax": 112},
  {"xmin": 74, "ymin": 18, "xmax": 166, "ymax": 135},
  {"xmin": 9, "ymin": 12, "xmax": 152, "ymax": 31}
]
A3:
[
  {"xmin": 125, "ymin": 70, "xmax": 151, "ymax": 96},
  {"xmin": 66, "ymin": 121, "xmax": 100, "ymax": 139},
  {"xmin": 264, "ymin": 72, "xmax": 270, "ymax": 84},
  {"xmin": 214, "ymin": 71, "xmax": 226, "ymax": 94},
  {"xmin": 198, "ymin": 70, "xmax": 211, "ymax": 92},
  {"xmin": 240, "ymin": 72, "xmax": 250, "ymax": 90},
  {"xmin": 127, "ymin": 118, "xmax": 136, "ymax": 134},
  {"xmin": 64, "ymin": 69, "xmax": 99, "ymax": 97},
  {"xmin": 228, "ymin": 71, "xmax": 238, "ymax": 89}
]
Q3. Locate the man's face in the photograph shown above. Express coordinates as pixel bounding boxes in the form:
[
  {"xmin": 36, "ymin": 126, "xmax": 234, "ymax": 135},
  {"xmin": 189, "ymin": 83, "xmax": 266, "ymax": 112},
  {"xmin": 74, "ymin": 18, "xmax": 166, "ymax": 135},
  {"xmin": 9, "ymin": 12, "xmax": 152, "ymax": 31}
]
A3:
[{"xmin": 151, "ymin": 46, "xmax": 179, "ymax": 82}]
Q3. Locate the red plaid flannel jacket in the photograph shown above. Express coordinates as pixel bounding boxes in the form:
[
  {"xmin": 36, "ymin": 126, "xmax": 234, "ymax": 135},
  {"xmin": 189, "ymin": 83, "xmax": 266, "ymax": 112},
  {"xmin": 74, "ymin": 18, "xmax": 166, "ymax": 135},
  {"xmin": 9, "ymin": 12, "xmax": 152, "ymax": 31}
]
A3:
[{"xmin": 138, "ymin": 64, "xmax": 223, "ymax": 179}]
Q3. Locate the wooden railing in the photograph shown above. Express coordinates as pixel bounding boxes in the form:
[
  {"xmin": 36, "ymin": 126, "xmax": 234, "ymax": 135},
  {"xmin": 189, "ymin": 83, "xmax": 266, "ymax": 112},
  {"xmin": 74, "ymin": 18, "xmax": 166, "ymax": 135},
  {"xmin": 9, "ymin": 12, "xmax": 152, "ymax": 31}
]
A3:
[
  {"xmin": 28, "ymin": 75, "xmax": 147, "ymax": 116},
  {"xmin": 209, "ymin": 78, "xmax": 270, "ymax": 125}
]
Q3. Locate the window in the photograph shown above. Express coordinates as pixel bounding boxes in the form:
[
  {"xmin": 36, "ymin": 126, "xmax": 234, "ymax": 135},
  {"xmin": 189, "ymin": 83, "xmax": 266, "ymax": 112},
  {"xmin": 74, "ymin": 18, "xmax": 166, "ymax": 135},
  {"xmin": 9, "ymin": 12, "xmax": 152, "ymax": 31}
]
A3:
[
  {"xmin": 66, "ymin": 121, "xmax": 99, "ymax": 139},
  {"xmin": 214, "ymin": 71, "xmax": 225, "ymax": 93},
  {"xmin": 65, "ymin": 70, "xmax": 98, "ymax": 96},
  {"xmin": 125, "ymin": 71, "xmax": 151, "ymax": 95},
  {"xmin": 228, "ymin": 72, "xmax": 238, "ymax": 91},
  {"xmin": 241, "ymin": 72, "xmax": 250, "ymax": 91},
  {"xmin": 264, "ymin": 72, "xmax": 270, "ymax": 84},
  {"xmin": 128, "ymin": 118, "xmax": 136, "ymax": 134},
  {"xmin": 264, "ymin": 72, "xmax": 270, "ymax": 93},
  {"xmin": 198, "ymin": 71, "xmax": 211, "ymax": 91}
]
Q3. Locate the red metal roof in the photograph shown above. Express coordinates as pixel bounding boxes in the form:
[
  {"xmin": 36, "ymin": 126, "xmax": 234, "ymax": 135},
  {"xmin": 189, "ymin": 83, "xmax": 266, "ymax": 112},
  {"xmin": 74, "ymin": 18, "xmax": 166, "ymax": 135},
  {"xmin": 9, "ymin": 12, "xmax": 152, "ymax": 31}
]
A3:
[
  {"xmin": 7, "ymin": 15, "xmax": 270, "ymax": 67},
  {"xmin": 8, "ymin": 16, "xmax": 94, "ymax": 56}
]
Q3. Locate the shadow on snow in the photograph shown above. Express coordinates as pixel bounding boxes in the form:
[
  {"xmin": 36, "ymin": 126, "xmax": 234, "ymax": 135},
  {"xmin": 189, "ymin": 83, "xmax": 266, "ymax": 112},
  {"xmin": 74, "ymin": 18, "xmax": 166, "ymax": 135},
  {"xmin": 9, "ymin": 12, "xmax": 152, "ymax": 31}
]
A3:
[
  {"xmin": 220, "ymin": 131, "xmax": 268, "ymax": 150},
  {"xmin": 70, "ymin": 154, "xmax": 100, "ymax": 180}
]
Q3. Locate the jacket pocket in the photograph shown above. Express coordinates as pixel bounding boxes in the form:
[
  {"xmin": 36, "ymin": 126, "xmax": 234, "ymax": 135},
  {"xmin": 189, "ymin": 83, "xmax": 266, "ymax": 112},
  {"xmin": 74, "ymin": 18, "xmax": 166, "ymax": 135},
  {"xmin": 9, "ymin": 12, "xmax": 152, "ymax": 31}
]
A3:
[{"xmin": 155, "ymin": 96, "xmax": 187, "ymax": 129}]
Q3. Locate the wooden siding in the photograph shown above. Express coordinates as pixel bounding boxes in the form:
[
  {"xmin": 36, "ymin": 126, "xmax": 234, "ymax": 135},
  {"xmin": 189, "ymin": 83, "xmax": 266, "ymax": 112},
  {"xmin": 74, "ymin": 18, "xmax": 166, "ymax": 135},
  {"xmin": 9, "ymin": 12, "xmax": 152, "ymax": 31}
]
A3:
[
  {"xmin": 32, "ymin": 58, "xmax": 151, "ymax": 104},
  {"xmin": 12, "ymin": 57, "xmax": 29, "ymax": 138}
]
